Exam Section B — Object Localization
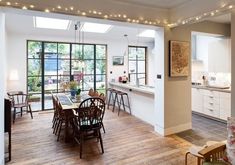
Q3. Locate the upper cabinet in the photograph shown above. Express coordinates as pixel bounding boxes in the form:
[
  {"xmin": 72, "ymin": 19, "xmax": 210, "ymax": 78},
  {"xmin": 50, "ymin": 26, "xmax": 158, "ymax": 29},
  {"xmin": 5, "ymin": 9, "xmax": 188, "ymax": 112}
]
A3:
[{"xmin": 208, "ymin": 38, "xmax": 231, "ymax": 73}]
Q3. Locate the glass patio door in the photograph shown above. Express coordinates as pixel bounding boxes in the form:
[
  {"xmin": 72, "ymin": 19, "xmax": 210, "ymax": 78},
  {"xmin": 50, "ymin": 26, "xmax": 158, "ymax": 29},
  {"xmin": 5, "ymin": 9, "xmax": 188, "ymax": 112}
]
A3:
[{"xmin": 27, "ymin": 40, "xmax": 107, "ymax": 111}]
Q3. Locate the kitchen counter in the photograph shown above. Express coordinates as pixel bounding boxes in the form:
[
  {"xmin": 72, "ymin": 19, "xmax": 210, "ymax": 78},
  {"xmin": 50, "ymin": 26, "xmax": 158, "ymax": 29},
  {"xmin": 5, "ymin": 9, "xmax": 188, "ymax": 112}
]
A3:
[
  {"xmin": 109, "ymin": 82, "xmax": 155, "ymax": 126},
  {"xmin": 109, "ymin": 82, "xmax": 154, "ymax": 95},
  {"xmin": 192, "ymin": 85, "xmax": 231, "ymax": 93}
]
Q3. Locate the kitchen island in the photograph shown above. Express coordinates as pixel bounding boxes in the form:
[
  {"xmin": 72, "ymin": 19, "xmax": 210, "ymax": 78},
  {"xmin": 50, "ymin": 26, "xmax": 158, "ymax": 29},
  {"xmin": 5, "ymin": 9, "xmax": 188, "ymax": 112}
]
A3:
[{"xmin": 109, "ymin": 82, "xmax": 155, "ymax": 126}]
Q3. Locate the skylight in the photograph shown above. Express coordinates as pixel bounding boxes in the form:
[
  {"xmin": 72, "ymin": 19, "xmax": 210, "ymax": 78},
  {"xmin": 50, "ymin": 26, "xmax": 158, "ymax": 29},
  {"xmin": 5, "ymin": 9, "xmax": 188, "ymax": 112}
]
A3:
[
  {"xmin": 33, "ymin": 17, "xmax": 71, "ymax": 30},
  {"xmin": 138, "ymin": 30, "xmax": 156, "ymax": 38},
  {"xmin": 81, "ymin": 22, "xmax": 112, "ymax": 33}
]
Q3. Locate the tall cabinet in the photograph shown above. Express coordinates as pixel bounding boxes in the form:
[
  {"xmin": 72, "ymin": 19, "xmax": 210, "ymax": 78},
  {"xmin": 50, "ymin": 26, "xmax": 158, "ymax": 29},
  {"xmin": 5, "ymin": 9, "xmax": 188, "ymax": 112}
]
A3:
[{"xmin": 208, "ymin": 38, "xmax": 231, "ymax": 73}]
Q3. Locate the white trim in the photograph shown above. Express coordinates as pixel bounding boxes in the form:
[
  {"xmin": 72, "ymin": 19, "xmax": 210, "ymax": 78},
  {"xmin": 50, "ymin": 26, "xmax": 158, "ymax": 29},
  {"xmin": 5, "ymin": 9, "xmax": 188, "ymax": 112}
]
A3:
[{"xmin": 154, "ymin": 122, "xmax": 192, "ymax": 136}]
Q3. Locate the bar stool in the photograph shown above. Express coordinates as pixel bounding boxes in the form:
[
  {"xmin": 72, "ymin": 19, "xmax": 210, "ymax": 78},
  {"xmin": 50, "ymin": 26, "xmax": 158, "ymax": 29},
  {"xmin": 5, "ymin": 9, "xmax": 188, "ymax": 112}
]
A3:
[
  {"xmin": 116, "ymin": 91, "xmax": 131, "ymax": 116},
  {"xmin": 107, "ymin": 88, "xmax": 116, "ymax": 109},
  {"xmin": 112, "ymin": 90, "xmax": 120, "ymax": 112}
]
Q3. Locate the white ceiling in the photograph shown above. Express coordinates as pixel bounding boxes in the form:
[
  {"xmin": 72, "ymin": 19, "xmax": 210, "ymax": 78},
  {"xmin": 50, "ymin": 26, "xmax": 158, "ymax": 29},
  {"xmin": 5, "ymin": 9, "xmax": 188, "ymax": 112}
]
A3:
[
  {"xmin": 206, "ymin": 14, "xmax": 231, "ymax": 24},
  {"xmin": 110, "ymin": 0, "xmax": 192, "ymax": 9},
  {"xmin": 6, "ymin": 13, "xmax": 154, "ymax": 43}
]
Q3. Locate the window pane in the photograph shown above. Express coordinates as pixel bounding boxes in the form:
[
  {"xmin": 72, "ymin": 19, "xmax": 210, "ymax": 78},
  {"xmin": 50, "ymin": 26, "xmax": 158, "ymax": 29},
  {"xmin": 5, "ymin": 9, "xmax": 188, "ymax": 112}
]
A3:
[
  {"xmin": 129, "ymin": 47, "xmax": 137, "ymax": 60},
  {"xmin": 58, "ymin": 43, "xmax": 70, "ymax": 59},
  {"xmin": 72, "ymin": 44, "xmax": 82, "ymax": 59},
  {"xmin": 28, "ymin": 41, "xmax": 42, "ymax": 58},
  {"xmin": 44, "ymin": 59, "xmax": 57, "ymax": 75},
  {"xmin": 129, "ymin": 61, "xmax": 137, "ymax": 73},
  {"xmin": 28, "ymin": 93, "xmax": 42, "ymax": 111},
  {"xmin": 83, "ymin": 45, "xmax": 94, "ymax": 59},
  {"xmin": 138, "ymin": 61, "xmax": 145, "ymax": 73},
  {"xmin": 129, "ymin": 74, "xmax": 136, "ymax": 84},
  {"xmin": 96, "ymin": 60, "xmax": 106, "ymax": 74},
  {"xmin": 58, "ymin": 59, "xmax": 70, "ymax": 75},
  {"xmin": 44, "ymin": 76, "xmax": 57, "ymax": 91},
  {"xmin": 58, "ymin": 76, "xmax": 70, "ymax": 92},
  {"xmin": 138, "ymin": 74, "xmax": 145, "ymax": 85},
  {"xmin": 44, "ymin": 52, "xmax": 57, "ymax": 59},
  {"xmin": 28, "ymin": 59, "xmax": 41, "ymax": 76},
  {"xmin": 71, "ymin": 60, "xmax": 84, "ymax": 73},
  {"xmin": 137, "ymin": 48, "xmax": 145, "ymax": 60},
  {"xmin": 84, "ymin": 60, "xmax": 94, "ymax": 75},
  {"xmin": 44, "ymin": 43, "xmax": 57, "ymax": 53},
  {"xmin": 96, "ymin": 45, "xmax": 106, "ymax": 59},
  {"xmin": 82, "ymin": 75, "xmax": 94, "ymax": 90},
  {"xmin": 96, "ymin": 75, "xmax": 106, "ymax": 93},
  {"xmin": 44, "ymin": 94, "xmax": 53, "ymax": 110},
  {"xmin": 28, "ymin": 76, "xmax": 42, "ymax": 93}
]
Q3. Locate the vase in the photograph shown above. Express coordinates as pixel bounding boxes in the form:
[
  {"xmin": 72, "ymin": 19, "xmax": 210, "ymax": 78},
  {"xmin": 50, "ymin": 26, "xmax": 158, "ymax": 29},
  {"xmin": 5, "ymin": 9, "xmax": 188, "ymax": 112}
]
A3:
[{"xmin": 70, "ymin": 89, "xmax": 76, "ymax": 98}]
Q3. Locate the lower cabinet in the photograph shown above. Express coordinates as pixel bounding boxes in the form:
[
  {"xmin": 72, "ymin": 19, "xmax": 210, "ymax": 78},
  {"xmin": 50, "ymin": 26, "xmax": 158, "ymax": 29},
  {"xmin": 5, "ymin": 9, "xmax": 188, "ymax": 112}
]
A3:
[
  {"xmin": 192, "ymin": 88, "xmax": 231, "ymax": 121},
  {"xmin": 219, "ymin": 92, "xmax": 231, "ymax": 120}
]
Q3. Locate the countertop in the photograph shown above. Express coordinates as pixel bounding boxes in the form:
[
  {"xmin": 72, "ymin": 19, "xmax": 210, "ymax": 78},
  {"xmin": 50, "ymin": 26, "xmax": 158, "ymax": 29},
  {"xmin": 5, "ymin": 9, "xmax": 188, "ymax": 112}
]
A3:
[
  {"xmin": 192, "ymin": 85, "xmax": 231, "ymax": 93},
  {"xmin": 109, "ymin": 82, "xmax": 155, "ymax": 95}
]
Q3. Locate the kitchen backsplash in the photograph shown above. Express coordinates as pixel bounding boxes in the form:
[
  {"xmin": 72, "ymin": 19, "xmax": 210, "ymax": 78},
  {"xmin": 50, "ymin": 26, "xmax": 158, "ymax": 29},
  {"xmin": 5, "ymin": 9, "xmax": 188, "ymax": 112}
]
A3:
[{"xmin": 192, "ymin": 71, "xmax": 231, "ymax": 86}]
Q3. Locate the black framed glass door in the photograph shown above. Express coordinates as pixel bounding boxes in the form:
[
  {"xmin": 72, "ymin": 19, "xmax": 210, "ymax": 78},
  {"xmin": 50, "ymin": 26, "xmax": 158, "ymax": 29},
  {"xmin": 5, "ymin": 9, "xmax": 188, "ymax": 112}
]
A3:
[{"xmin": 27, "ymin": 40, "xmax": 107, "ymax": 111}]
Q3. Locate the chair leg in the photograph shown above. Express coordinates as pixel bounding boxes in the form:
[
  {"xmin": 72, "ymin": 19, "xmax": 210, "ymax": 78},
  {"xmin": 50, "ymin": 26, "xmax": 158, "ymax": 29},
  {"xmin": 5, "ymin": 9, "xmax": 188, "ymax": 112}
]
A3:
[
  {"xmin": 53, "ymin": 119, "xmax": 58, "ymax": 134},
  {"xmin": 101, "ymin": 122, "xmax": 105, "ymax": 133},
  {"xmin": 20, "ymin": 107, "xmax": 23, "ymax": 117},
  {"xmin": 107, "ymin": 91, "xmax": 112, "ymax": 109},
  {"xmin": 126, "ymin": 94, "xmax": 131, "ymax": 115},
  {"xmin": 55, "ymin": 120, "xmax": 61, "ymax": 135},
  {"xmin": 57, "ymin": 121, "xmax": 62, "ymax": 141},
  {"xmin": 112, "ymin": 93, "xmax": 117, "ymax": 112},
  {"xmin": 99, "ymin": 130, "xmax": 104, "ymax": 154},
  {"xmin": 28, "ymin": 104, "xmax": 33, "ymax": 119},
  {"xmin": 80, "ymin": 133, "xmax": 83, "ymax": 159},
  {"xmin": 13, "ymin": 108, "xmax": 16, "ymax": 124}
]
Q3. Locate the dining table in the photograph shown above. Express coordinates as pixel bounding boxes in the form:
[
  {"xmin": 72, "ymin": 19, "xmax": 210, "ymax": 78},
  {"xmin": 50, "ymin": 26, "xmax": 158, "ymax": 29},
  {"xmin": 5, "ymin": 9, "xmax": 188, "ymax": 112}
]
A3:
[{"xmin": 56, "ymin": 93, "xmax": 90, "ymax": 142}]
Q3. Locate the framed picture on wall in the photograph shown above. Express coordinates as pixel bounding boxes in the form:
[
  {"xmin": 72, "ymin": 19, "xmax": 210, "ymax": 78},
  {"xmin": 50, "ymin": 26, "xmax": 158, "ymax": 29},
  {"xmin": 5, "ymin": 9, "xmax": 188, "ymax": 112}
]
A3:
[
  {"xmin": 113, "ymin": 56, "xmax": 124, "ymax": 65},
  {"xmin": 169, "ymin": 40, "xmax": 190, "ymax": 77}
]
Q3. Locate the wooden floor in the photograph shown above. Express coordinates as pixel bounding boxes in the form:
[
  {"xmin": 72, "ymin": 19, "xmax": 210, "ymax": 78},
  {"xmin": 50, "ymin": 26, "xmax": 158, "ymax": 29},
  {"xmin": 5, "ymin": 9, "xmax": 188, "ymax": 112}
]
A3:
[{"xmin": 7, "ymin": 109, "xmax": 196, "ymax": 165}]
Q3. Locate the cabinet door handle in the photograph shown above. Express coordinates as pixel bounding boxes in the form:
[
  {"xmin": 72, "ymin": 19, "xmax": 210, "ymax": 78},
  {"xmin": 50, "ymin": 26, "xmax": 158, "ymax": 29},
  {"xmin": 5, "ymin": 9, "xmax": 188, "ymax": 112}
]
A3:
[
  {"xmin": 209, "ymin": 96, "xmax": 214, "ymax": 98},
  {"xmin": 208, "ymin": 108, "xmax": 213, "ymax": 111},
  {"xmin": 209, "ymin": 102, "xmax": 213, "ymax": 105}
]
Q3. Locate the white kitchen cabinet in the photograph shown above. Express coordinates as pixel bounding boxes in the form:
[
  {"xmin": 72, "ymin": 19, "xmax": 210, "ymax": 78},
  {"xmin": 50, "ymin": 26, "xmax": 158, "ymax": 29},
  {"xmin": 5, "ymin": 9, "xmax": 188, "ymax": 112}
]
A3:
[
  {"xmin": 219, "ymin": 92, "xmax": 231, "ymax": 120},
  {"xmin": 203, "ymin": 90, "xmax": 220, "ymax": 118},
  {"xmin": 192, "ymin": 88, "xmax": 203, "ymax": 113},
  {"xmin": 208, "ymin": 38, "xmax": 231, "ymax": 73},
  {"xmin": 192, "ymin": 87, "xmax": 231, "ymax": 121}
]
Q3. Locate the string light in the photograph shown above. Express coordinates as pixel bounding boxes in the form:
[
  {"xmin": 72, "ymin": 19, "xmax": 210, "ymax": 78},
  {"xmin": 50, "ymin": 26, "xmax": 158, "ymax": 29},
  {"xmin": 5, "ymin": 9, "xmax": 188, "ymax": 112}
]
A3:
[
  {"xmin": 0, "ymin": 1, "xmax": 233, "ymax": 28},
  {"xmin": 45, "ymin": 9, "xmax": 50, "ymax": 13},
  {"xmin": 22, "ymin": 6, "xmax": 27, "ymax": 10}
]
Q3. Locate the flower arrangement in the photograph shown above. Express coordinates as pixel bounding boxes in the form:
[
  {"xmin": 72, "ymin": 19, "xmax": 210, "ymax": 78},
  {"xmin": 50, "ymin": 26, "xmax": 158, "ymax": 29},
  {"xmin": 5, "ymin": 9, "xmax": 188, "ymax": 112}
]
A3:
[{"xmin": 69, "ymin": 80, "xmax": 78, "ymax": 90}]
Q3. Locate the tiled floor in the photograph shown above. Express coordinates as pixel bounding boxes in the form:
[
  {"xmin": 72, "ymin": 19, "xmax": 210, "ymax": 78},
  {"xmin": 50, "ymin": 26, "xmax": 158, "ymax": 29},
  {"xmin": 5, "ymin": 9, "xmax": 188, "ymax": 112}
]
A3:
[{"xmin": 177, "ymin": 113, "xmax": 227, "ymax": 146}]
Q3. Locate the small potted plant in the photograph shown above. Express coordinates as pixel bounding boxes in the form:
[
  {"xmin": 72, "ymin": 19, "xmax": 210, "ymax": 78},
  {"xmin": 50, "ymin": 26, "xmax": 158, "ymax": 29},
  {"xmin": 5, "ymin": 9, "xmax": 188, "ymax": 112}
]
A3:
[{"xmin": 69, "ymin": 80, "xmax": 78, "ymax": 97}]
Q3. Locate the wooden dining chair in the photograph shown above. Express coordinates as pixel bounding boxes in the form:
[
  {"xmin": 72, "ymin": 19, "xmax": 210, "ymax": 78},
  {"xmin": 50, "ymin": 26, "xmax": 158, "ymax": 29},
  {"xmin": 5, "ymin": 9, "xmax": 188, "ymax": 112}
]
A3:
[
  {"xmin": 10, "ymin": 93, "xmax": 33, "ymax": 123},
  {"xmin": 88, "ymin": 88, "xmax": 95, "ymax": 96},
  {"xmin": 73, "ymin": 97, "xmax": 105, "ymax": 158}
]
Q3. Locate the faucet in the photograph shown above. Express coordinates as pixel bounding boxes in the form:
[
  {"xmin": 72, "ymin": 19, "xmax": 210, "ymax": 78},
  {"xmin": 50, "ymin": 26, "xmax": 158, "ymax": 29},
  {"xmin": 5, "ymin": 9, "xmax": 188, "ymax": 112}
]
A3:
[{"xmin": 136, "ymin": 77, "xmax": 145, "ymax": 87}]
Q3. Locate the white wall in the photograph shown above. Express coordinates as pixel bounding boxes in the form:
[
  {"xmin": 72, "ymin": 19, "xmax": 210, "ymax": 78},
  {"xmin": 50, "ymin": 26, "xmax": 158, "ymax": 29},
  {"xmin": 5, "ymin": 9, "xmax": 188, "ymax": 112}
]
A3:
[
  {"xmin": 231, "ymin": 11, "xmax": 235, "ymax": 117},
  {"xmin": 0, "ymin": 12, "xmax": 7, "ymax": 165},
  {"xmin": 7, "ymin": 32, "xmax": 155, "ymax": 92}
]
